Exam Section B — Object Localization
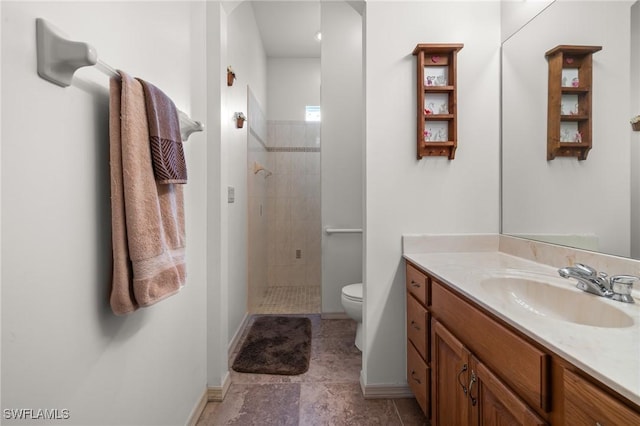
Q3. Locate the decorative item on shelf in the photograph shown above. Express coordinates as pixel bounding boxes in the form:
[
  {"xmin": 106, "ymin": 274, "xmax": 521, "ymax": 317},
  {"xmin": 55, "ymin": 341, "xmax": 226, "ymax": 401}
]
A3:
[
  {"xmin": 425, "ymin": 102, "xmax": 435, "ymax": 115},
  {"xmin": 631, "ymin": 115, "xmax": 640, "ymax": 131},
  {"xmin": 234, "ymin": 112, "xmax": 246, "ymax": 128},
  {"xmin": 227, "ymin": 66, "xmax": 236, "ymax": 86},
  {"xmin": 574, "ymin": 131, "xmax": 582, "ymax": 143}
]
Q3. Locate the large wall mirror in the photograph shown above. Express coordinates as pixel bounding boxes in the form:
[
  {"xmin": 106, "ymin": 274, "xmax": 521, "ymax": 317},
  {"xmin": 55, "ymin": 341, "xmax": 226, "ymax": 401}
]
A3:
[{"xmin": 501, "ymin": 0, "xmax": 640, "ymax": 259}]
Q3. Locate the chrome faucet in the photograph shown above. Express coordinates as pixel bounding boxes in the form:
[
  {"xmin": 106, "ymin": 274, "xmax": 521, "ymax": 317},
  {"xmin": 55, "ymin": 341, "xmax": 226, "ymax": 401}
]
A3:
[
  {"xmin": 558, "ymin": 263, "xmax": 637, "ymax": 303},
  {"xmin": 558, "ymin": 263, "xmax": 613, "ymax": 297}
]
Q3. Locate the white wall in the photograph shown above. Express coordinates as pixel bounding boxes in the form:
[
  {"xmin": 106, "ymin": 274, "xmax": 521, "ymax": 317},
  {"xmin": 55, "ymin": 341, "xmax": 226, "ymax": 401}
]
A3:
[
  {"xmin": 501, "ymin": 1, "xmax": 632, "ymax": 258},
  {"xmin": 267, "ymin": 58, "xmax": 320, "ymax": 121},
  {"xmin": 224, "ymin": 1, "xmax": 267, "ymax": 342},
  {"xmin": 500, "ymin": 0, "xmax": 554, "ymax": 43},
  {"xmin": 363, "ymin": 1, "xmax": 501, "ymax": 387},
  {"xmin": 1, "ymin": 2, "xmax": 207, "ymax": 425},
  {"xmin": 205, "ymin": 0, "xmax": 229, "ymax": 397},
  {"xmin": 321, "ymin": 2, "xmax": 363, "ymax": 314}
]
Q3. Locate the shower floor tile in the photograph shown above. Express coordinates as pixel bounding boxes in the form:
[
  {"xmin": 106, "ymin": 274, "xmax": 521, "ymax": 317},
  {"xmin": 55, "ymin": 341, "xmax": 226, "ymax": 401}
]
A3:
[{"xmin": 253, "ymin": 286, "xmax": 320, "ymax": 314}]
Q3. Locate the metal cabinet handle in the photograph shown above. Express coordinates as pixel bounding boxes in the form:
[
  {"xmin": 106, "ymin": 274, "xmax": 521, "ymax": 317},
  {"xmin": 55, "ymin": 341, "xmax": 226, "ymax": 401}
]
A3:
[
  {"xmin": 468, "ymin": 371, "xmax": 477, "ymax": 406},
  {"xmin": 457, "ymin": 364, "xmax": 468, "ymax": 395},
  {"xmin": 410, "ymin": 320, "xmax": 421, "ymax": 331},
  {"xmin": 410, "ymin": 370, "xmax": 422, "ymax": 384},
  {"xmin": 411, "ymin": 280, "xmax": 421, "ymax": 288}
]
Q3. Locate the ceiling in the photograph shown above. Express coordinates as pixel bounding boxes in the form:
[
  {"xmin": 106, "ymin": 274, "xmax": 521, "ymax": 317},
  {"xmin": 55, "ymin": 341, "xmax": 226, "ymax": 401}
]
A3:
[{"xmin": 250, "ymin": 1, "xmax": 322, "ymax": 58}]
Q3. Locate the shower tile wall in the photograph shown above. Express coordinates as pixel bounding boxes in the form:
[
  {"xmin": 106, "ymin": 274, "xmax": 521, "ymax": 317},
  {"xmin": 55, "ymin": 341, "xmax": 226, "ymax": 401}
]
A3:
[{"xmin": 266, "ymin": 120, "xmax": 321, "ymax": 288}]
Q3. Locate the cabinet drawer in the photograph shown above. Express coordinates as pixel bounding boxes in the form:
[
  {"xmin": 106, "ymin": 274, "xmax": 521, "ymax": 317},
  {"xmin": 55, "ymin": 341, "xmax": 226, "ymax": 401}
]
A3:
[
  {"xmin": 431, "ymin": 280, "xmax": 551, "ymax": 413},
  {"xmin": 407, "ymin": 340, "xmax": 430, "ymax": 417},
  {"xmin": 406, "ymin": 263, "xmax": 429, "ymax": 306},
  {"xmin": 407, "ymin": 294, "xmax": 428, "ymax": 360},
  {"xmin": 564, "ymin": 369, "xmax": 640, "ymax": 425}
]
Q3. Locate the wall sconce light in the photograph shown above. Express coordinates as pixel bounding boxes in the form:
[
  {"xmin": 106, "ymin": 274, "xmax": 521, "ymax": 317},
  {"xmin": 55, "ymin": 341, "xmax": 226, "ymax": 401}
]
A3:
[
  {"xmin": 234, "ymin": 112, "xmax": 246, "ymax": 128},
  {"xmin": 227, "ymin": 66, "xmax": 236, "ymax": 86}
]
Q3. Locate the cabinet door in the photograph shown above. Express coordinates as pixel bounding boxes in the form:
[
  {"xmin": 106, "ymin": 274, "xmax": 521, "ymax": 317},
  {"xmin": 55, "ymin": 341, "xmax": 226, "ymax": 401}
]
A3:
[
  {"xmin": 469, "ymin": 357, "xmax": 547, "ymax": 426},
  {"xmin": 432, "ymin": 320, "xmax": 470, "ymax": 426},
  {"xmin": 564, "ymin": 369, "xmax": 640, "ymax": 426}
]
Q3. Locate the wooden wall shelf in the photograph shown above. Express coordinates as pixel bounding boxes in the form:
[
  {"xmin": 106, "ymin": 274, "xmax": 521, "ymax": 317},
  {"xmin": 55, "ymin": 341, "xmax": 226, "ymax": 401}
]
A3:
[
  {"xmin": 413, "ymin": 43, "xmax": 463, "ymax": 160},
  {"xmin": 545, "ymin": 45, "xmax": 602, "ymax": 161}
]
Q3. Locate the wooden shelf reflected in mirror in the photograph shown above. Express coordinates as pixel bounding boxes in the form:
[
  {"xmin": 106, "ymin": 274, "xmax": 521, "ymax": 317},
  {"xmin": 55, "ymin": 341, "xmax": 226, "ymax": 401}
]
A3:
[{"xmin": 545, "ymin": 45, "xmax": 602, "ymax": 161}]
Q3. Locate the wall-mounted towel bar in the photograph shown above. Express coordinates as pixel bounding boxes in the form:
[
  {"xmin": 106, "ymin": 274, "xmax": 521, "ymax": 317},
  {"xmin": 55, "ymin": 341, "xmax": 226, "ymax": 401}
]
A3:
[
  {"xmin": 35, "ymin": 18, "xmax": 204, "ymax": 141},
  {"xmin": 325, "ymin": 227, "xmax": 363, "ymax": 235}
]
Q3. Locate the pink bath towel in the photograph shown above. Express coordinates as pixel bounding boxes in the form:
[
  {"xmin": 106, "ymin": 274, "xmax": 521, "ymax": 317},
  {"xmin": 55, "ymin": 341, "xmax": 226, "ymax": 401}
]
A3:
[{"xmin": 109, "ymin": 70, "xmax": 186, "ymax": 315}]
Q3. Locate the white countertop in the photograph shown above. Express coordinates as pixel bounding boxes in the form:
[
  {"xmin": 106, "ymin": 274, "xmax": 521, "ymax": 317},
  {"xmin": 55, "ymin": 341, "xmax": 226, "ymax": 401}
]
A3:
[{"xmin": 403, "ymin": 249, "xmax": 640, "ymax": 406}]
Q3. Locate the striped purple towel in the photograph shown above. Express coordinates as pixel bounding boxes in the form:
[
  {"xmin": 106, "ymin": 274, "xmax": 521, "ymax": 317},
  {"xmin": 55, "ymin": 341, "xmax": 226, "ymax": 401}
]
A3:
[{"xmin": 137, "ymin": 78, "xmax": 187, "ymax": 184}]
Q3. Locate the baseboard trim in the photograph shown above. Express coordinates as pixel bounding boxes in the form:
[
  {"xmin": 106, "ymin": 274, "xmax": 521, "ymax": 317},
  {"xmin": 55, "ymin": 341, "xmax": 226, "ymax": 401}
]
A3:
[
  {"xmin": 186, "ymin": 388, "xmax": 208, "ymax": 426},
  {"xmin": 208, "ymin": 372, "xmax": 231, "ymax": 402},
  {"xmin": 360, "ymin": 380, "xmax": 414, "ymax": 399},
  {"xmin": 321, "ymin": 312, "xmax": 350, "ymax": 320},
  {"xmin": 228, "ymin": 312, "xmax": 250, "ymax": 356}
]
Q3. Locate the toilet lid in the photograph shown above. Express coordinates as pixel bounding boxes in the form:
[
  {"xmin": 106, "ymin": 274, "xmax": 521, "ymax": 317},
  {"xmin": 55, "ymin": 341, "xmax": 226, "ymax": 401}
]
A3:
[{"xmin": 342, "ymin": 283, "xmax": 363, "ymax": 301}]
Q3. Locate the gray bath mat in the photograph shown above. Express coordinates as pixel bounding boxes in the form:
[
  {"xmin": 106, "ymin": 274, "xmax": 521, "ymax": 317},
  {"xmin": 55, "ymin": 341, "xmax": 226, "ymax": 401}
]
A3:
[{"xmin": 232, "ymin": 315, "xmax": 312, "ymax": 375}]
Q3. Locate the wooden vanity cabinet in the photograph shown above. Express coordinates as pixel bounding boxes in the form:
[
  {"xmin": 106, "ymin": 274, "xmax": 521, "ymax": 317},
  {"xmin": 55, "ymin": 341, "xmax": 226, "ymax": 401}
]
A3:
[
  {"xmin": 432, "ymin": 317, "xmax": 547, "ymax": 426},
  {"xmin": 563, "ymin": 369, "xmax": 640, "ymax": 425},
  {"xmin": 469, "ymin": 356, "xmax": 547, "ymax": 426},
  {"xmin": 405, "ymin": 262, "xmax": 431, "ymax": 418},
  {"xmin": 405, "ymin": 260, "xmax": 640, "ymax": 425},
  {"xmin": 431, "ymin": 320, "xmax": 471, "ymax": 425},
  {"xmin": 431, "ymin": 280, "xmax": 551, "ymax": 415}
]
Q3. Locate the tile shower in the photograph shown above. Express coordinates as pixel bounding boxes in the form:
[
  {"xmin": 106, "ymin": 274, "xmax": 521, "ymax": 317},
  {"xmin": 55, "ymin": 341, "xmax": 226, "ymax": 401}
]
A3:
[{"xmin": 248, "ymin": 90, "xmax": 321, "ymax": 314}]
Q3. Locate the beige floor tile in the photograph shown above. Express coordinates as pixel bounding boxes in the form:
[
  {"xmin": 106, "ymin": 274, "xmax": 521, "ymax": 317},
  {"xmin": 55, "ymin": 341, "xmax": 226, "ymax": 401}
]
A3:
[
  {"xmin": 197, "ymin": 315, "xmax": 428, "ymax": 425},
  {"xmin": 196, "ymin": 383, "xmax": 300, "ymax": 426},
  {"xmin": 393, "ymin": 398, "xmax": 429, "ymax": 426},
  {"xmin": 299, "ymin": 382, "xmax": 402, "ymax": 426}
]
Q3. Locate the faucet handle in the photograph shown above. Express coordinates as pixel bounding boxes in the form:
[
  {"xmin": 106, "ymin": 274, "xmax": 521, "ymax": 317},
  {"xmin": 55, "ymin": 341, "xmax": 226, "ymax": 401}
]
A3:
[{"xmin": 609, "ymin": 275, "xmax": 638, "ymax": 304}]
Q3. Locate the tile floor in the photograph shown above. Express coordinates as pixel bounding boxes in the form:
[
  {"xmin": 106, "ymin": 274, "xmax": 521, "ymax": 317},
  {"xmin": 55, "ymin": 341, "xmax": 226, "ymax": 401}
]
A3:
[
  {"xmin": 253, "ymin": 286, "xmax": 321, "ymax": 315},
  {"xmin": 196, "ymin": 314, "xmax": 428, "ymax": 426}
]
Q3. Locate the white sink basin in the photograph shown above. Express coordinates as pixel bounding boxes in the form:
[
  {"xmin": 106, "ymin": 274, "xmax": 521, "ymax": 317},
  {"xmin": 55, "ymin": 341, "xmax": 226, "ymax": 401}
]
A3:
[{"xmin": 480, "ymin": 275, "xmax": 634, "ymax": 328}]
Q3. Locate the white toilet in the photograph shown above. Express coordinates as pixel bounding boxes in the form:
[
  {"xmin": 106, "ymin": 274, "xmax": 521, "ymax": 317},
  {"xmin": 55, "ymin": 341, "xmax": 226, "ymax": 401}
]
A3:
[{"xmin": 341, "ymin": 283, "xmax": 363, "ymax": 351}]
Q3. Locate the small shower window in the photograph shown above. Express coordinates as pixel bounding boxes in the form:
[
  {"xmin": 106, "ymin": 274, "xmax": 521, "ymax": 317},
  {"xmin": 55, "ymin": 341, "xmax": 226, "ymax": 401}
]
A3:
[{"xmin": 305, "ymin": 106, "xmax": 321, "ymax": 122}]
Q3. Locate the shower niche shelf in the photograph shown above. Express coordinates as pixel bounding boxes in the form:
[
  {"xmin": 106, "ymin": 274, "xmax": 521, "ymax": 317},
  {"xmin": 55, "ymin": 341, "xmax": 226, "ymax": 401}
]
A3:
[
  {"xmin": 545, "ymin": 45, "xmax": 602, "ymax": 161},
  {"xmin": 412, "ymin": 43, "xmax": 463, "ymax": 160}
]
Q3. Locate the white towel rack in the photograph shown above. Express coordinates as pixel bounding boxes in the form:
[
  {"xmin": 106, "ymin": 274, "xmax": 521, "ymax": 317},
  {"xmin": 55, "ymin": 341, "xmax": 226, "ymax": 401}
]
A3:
[
  {"xmin": 325, "ymin": 227, "xmax": 363, "ymax": 235},
  {"xmin": 35, "ymin": 18, "xmax": 204, "ymax": 141}
]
